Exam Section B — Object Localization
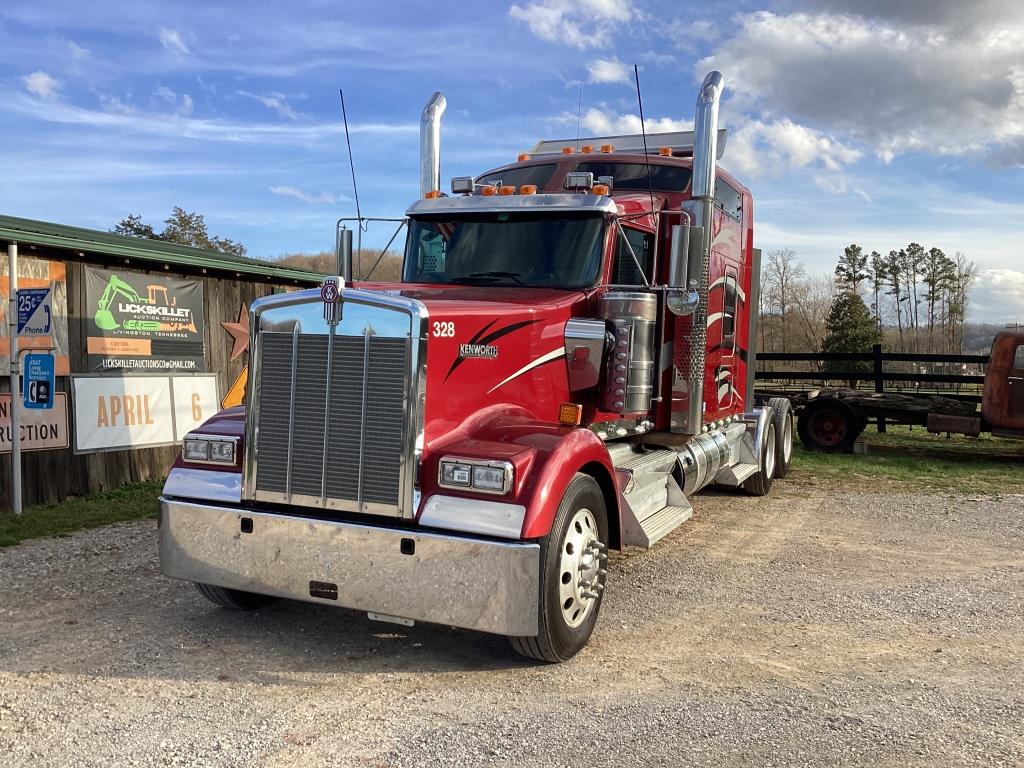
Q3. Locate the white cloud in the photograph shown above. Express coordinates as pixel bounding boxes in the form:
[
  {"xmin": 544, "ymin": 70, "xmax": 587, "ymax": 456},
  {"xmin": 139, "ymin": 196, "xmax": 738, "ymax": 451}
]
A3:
[
  {"xmin": 509, "ymin": 0, "xmax": 636, "ymax": 49},
  {"xmin": 237, "ymin": 91, "xmax": 298, "ymax": 120},
  {"xmin": 178, "ymin": 94, "xmax": 194, "ymax": 117},
  {"xmin": 970, "ymin": 269, "xmax": 1024, "ymax": 324},
  {"xmin": 270, "ymin": 185, "xmax": 340, "ymax": 205},
  {"xmin": 587, "ymin": 58, "xmax": 630, "ymax": 85},
  {"xmin": 158, "ymin": 28, "xmax": 191, "ymax": 55},
  {"xmin": 700, "ymin": 10, "xmax": 1024, "ymax": 166},
  {"xmin": 727, "ymin": 117, "xmax": 861, "ymax": 179},
  {"xmin": 21, "ymin": 71, "xmax": 60, "ymax": 99},
  {"xmin": 155, "ymin": 86, "xmax": 176, "ymax": 104},
  {"xmin": 570, "ymin": 107, "xmax": 691, "ymax": 136},
  {"xmin": 67, "ymin": 41, "xmax": 89, "ymax": 60},
  {"xmin": 154, "ymin": 86, "xmax": 193, "ymax": 116}
]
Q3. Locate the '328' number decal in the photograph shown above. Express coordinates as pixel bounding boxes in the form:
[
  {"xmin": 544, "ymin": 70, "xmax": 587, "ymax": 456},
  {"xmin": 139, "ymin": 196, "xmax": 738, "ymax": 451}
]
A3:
[{"xmin": 432, "ymin": 321, "xmax": 455, "ymax": 338}]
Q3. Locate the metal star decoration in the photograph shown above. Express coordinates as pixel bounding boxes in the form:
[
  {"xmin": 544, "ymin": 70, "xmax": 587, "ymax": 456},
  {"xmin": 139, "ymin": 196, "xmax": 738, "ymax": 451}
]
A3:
[{"xmin": 221, "ymin": 304, "xmax": 250, "ymax": 360}]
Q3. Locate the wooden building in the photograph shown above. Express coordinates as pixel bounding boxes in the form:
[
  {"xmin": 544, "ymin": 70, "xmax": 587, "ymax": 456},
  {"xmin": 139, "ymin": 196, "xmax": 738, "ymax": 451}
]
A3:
[{"xmin": 0, "ymin": 215, "xmax": 322, "ymax": 509}]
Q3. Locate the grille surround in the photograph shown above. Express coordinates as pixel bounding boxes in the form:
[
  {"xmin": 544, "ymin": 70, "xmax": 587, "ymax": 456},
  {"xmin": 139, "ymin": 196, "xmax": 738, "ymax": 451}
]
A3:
[{"xmin": 243, "ymin": 288, "xmax": 427, "ymax": 518}]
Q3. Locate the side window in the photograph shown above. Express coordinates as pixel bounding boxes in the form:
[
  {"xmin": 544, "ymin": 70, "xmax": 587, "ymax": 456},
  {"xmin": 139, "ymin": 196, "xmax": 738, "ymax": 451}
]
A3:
[
  {"xmin": 723, "ymin": 268, "xmax": 738, "ymax": 339},
  {"xmin": 715, "ymin": 180, "xmax": 742, "ymax": 220},
  {"xmin": 1013, "ymin": 344, "xmax": 1024, "ymax": 372},
  {"xmin": 614, "ymin": 227, "xmax": 654, "ymax": 285}
]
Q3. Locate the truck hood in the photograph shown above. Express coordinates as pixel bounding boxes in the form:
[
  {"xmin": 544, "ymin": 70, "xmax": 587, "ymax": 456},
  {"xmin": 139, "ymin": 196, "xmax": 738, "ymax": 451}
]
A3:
[{"xmin": 361, "ymin": 283, "xmax": 588, "ymax": 450}]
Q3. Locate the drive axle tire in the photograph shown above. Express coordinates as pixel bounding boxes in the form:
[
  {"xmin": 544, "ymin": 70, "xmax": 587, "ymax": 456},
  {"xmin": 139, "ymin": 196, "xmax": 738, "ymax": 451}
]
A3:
[
  {"xmin": 742, "ymin": 420, "xmax": 776, "ymax": 496},
  {"xmin": 195, "ymin": 583, "xmax": 277, "ymax": 610},
  {"xmin": 768, "ymin": 397, "xmax": 795, "ymax": 479},
  {"xmin": 510, "ymin": 474, "xmax": 609, "ymax": 663},
  {"xmin": 797, "ymin": 398, "xmax": 863, "ymax": 453}
]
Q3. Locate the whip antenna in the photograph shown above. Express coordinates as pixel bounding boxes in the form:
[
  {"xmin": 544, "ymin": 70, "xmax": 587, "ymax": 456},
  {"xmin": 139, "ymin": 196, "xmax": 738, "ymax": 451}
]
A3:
[
  {"xmin": 575, "ymin": 83, "xmax": 583, "ymax": 152},
  {"xmin": 339, "ymin": 89, "xmax": 363, "ymax": 227},
  {"xmin": 633, "ymin": 65, "xmax": 656, "ymax": 215}
]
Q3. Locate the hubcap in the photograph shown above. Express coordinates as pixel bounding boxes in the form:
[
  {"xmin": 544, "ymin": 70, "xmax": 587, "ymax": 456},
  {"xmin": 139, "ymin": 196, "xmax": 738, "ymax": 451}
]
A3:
[
  {"xmin": 557, "ymin": 508, "xmax": 606, "ymax": 628},
  {"xmin": 782, "ymin": 414, "xmax": 793, "ymax": 464},
  {"xmin": 809, "ymin": 408, "xmax": 847, "ymax": 447}
]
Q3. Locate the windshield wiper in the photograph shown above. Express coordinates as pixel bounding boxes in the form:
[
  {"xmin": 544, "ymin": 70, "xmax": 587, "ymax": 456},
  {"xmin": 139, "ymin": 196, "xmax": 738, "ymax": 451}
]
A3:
[{"xmin": 449, "ymin": 271, "xmax": 526, "ymax": 286}]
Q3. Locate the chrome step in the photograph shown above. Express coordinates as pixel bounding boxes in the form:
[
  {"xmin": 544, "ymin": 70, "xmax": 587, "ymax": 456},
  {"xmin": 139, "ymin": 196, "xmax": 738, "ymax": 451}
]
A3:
[
  {"xmin": 638, "ymin": 504, "xmax": 693, "ymax": 547},
  {"xmin": 615, "ymin": 448, "xmax": 678, "ymax": 475}
]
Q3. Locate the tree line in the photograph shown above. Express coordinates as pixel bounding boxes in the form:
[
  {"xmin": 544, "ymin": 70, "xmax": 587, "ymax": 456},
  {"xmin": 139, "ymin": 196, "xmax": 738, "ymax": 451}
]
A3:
[{"xmin": 760, "ymin": 243, "xmax": 977, "ymax": 361}]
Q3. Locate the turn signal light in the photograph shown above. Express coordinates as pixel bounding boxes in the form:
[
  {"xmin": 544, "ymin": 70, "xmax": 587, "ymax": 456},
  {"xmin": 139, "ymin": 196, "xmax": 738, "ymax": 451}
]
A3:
[
  {"xmin": 559, "ymin": 403, "xmax": 583, "ymax": 427},
  {"xmin": 581, "ymin": 145, "xmax": 595, "ymax": 153},
  {"xmin": 600, "ymin": 144, "xmax": 614, "ymax": 153},
  {"xmin": 519, "ymin": 184, "xmax": 538, "ymax": 195},
  {"xmin": 499, "ymin": 185, "xmax": 516, "ymax": 195},
  {"xmin": 518, "ymin": 152, "xmax": 531, "ymax": 161},
  {"xmin": 424, "ymin": 190, "xmax": 441, "ymax": 199},
  {"xmin": 562, "ymin": 146, "xmax": 574, "ymax": 154},
  {"xmin": 658, "ymin": 147, "xmax": 672, "ymax": 156},
  {"xmin": 592, "ymin": 183, "xmax": 610, "ymax": 195},
  {"xmin": 479, "ymin": 185, "xmax": 497, "ymax": 196}
]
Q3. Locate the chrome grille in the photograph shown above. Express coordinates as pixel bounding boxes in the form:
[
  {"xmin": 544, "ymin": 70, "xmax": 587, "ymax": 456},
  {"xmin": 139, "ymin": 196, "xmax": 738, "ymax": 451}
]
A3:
[{"xmin": 254, "ymin": 330, "xmax": 410, "ymax": 513}]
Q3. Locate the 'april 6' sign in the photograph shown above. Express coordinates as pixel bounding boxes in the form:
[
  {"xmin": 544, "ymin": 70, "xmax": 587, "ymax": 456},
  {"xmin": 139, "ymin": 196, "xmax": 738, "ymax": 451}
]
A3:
[{"xmin": 23, "ymin": 353, "xmax": 55, "ymax": 410}]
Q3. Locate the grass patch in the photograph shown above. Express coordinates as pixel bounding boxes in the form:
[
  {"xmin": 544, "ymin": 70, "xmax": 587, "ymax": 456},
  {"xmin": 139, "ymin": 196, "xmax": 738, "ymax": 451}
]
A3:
[
  {"xmin": 791, "ymin": 426, "xmax": 1024, "ymax": 494},
  {"xmin": 0, "ymin": 480, "xmax": 162, "ymax": 548}
]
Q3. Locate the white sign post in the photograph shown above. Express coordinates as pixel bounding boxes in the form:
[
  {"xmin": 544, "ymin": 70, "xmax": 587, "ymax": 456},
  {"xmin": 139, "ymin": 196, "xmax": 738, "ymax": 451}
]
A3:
[{"xmin": 7, "ymin": 240, "xmax": 20, "ymax": 515}]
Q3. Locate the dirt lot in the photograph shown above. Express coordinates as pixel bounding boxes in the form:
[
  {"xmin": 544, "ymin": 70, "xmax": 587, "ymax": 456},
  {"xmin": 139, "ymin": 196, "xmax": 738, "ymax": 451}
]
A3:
[{"xmin": 1, "ymin": 476, "xmax": 1022, "ymax": 767}]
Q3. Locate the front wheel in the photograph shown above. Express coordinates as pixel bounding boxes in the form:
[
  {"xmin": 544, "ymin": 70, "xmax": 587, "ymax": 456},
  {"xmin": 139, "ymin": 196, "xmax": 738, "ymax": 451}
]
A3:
[{"xmin": 510, "ymin": 474, "xmax": 609, "ymax": 663}]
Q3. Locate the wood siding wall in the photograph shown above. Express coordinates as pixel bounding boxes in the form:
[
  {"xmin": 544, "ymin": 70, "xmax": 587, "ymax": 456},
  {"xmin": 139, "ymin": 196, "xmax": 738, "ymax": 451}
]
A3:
[{"xmin": 0, "ymin": 254, "xmax": 300, "ymax": 509}]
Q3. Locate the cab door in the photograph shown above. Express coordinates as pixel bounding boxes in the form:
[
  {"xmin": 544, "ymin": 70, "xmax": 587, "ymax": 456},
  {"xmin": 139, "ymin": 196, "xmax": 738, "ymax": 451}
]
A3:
[{"xmin": 982, "ymin": 332, "xmax": 1024, "ymax": 431}]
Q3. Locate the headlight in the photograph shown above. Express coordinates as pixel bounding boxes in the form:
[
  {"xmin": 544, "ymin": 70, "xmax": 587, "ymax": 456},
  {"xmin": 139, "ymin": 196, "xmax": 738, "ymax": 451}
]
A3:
[
  {"xmin": 438, "ymin": 457, "xmax": 512, "ymax": 495},
  {"xmin": 182, "ymin": 434, "xmax": 238, "ymax": 466}
]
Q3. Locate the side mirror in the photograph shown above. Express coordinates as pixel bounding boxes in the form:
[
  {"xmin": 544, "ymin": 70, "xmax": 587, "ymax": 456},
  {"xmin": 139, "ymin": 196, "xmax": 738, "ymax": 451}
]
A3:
[{"xmin": 667, "ymin": 222, "xmax": 701, "ymax": 316}]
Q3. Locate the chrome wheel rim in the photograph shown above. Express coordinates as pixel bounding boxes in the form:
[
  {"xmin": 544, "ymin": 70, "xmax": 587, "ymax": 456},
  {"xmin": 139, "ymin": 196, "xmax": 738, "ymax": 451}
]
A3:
[
  {"xmin": 782, "ymin": 414, "xmax": 794, "ymax": 464},
  {"xmin": 557, "ymin": 508, "xmax": 605, "ymax": 629}
]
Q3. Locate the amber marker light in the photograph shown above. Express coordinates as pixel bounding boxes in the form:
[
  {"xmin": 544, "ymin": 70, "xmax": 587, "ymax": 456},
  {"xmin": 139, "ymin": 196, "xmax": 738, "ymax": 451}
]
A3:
[
  {"xmin": 424, "ymin": 190, "xmax": 441, "ymax": 199},
  {"xmin": 519, "ymin": 184, "xmax": 537, "ymax": 195},
  {"xmin": 479, "ymin": 185, "xmax": 497, "ymax": 196},
  {"xmin": 562, "ymin": 146, "xmax": 574, "ymax": 154},
  {"xmin": 499, "ymin": 185, "xmax": 516, "ymax": 195},
  {"xmin": 581, "ymin": 145, "xmax": 595, "ymax": 153},
  {"xmin": 559, "ymin": 403, "xmax": 583, "ymax": 426},
  {"xmin": 658, "ymin": 147, "xmax": 672, "ymax": 156},
  {"xmin": 592, "ymin": 183, "xmax": 610, "ymax": 195},
  {"xmin": 518, "ymin": 152, "xmax": 531, "ymax": 161},
  {"xmin": 600, "ymin": 144, "xmax": 614, "ymax": 153}
]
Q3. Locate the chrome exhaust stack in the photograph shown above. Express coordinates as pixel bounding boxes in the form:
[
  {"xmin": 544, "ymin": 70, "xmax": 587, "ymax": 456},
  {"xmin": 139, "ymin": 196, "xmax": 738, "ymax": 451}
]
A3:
[
  {"xmin": 419, "ymin": 92, "xmax": 447, "ymax": 197},
  {"xmin": 676, "ymin": 71, "xmax": 724, "ymax": 435}
]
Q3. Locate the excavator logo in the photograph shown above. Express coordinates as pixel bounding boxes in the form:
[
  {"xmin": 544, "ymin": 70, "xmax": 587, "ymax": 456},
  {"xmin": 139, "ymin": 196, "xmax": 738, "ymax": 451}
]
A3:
[{"xmin": 94, "ymin": 275, "xmax": 198, "ymax": 334}]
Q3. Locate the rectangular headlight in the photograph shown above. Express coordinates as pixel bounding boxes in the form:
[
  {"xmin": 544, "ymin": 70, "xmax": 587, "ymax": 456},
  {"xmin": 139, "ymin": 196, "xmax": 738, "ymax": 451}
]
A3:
[
  {"xmin": 472, "ymin": 464, "xmax": 506, "ymax": 492},
  {"xmin": 183, "ymin": 437, "xmax": 210, "ymax": 462},
  {"xmin": 438, "ymin": 457, "xmax": 512, "ymax": 495},
  {"xmin": 440, "ymin": 460, "xmax": 472, "ymax": 487},
  {"xmin": 182, "ymin": 434, "xmax": 238, "ymax": 466}
]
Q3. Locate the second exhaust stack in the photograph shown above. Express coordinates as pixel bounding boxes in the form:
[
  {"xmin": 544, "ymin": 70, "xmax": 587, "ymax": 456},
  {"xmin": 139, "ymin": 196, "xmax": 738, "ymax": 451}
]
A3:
[{"xmin": 420, "ymin": 92, "xmax": 447, "ymax": 197}]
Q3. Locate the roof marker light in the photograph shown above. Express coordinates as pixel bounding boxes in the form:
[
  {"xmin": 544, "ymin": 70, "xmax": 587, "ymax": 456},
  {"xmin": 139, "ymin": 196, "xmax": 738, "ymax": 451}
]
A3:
[
  {"xmin": 424, "ymin": 190, "xmax": 442, "ymax": 199},
  {"xmin": 562, "ymin": 146, "xmax": 574, "ymax": 154},
  {"xmin": 480, "ymin": 185, "xmax": 497, "ymax": 196},
  {"xmin": 600, "ymin": 144, "xmax": 614, "ymax": 153},
  {"xmin": 519, "ymin": 184, "xmax": 537, "ymax": 195},
  {"xmin": 592, "ymin": 183, "xmax": 610, "ymax": 195},
  {"xmin": 658, "ymin": 147, "xmax": 672, "ymax": 156},
  {"xmin": 581, "ymin": 145, "xmax": 594, "ymax": 153},
  {"xmin": 499, "ymin": 185, "xmax": 516, "ymax": 195},
  {"xmin": 518, "ymin": 152, "xmax": 531, "ymax": 162}
]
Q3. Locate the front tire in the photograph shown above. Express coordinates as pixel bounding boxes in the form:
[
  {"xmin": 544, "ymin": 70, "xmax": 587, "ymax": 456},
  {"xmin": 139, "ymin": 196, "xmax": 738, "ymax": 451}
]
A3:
[
  {"xmin": 195, "ymin": 583, "xmax": 277, "ymax": 610},
  {"xmin": 510, "ymin": 474, "xmax": 609, "ymax": 663}
]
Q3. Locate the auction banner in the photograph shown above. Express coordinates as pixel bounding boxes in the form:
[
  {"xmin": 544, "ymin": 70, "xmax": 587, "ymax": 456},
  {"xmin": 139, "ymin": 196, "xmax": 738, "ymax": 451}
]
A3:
[
  {"xmin": 0, "ymin": 256, "xmax": 70, "ymax": 376},
  {"xmin": 84, "ymin": 266, "xmax": 206, "ymax": 372},
  {"xmin": 72, "ymin": 375, "xmax": 219, "ymax": 453},
  {"xmin": 0, "ymin": 393, "xmax": 69, "ymax": 453}
]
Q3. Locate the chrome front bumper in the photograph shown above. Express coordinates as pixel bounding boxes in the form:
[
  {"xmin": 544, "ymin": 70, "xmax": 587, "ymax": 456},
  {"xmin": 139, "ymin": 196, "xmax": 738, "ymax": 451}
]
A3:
[{"xmin": 158, "ymin": 498, "xmax": 540, "ymax": 636}]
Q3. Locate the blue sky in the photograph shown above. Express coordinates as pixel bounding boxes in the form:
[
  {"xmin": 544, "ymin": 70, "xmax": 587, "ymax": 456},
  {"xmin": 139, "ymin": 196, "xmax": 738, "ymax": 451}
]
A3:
[{"xmin": 1, "ymin": 0, "xmax": 1023, "ymax": 323}]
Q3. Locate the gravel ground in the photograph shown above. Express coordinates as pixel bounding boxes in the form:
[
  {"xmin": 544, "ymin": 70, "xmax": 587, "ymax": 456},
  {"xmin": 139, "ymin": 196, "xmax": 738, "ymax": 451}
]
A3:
[{"xmin": 0, "ymin": 477, "xmax": 1022, "ymax": 767}]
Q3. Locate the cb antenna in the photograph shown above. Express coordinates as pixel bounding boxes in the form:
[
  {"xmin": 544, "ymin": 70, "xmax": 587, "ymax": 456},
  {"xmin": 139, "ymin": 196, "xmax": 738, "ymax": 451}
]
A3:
[
  {"xmin": 633, "ymin": 64, "xmax": 656, "ymax": 215},
  {"xmin": 575, "ymin": 83, "xmax": 583, "ymax": 153},
  {"xmin": 339, "ymin": 89, "xmax": 363, "ymax": 228}
]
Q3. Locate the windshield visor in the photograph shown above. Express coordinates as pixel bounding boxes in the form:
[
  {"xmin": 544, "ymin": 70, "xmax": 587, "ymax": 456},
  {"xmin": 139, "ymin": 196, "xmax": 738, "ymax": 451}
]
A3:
[{"xmin": 402, "ymin": 212, "xmax": 605, "ymax": 289}]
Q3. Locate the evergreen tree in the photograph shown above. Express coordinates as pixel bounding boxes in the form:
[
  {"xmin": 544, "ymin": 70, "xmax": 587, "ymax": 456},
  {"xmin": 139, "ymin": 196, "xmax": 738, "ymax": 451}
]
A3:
[
  {"xmin": 835, "ymin": 243, "xmax": 869, "ymax": 294},
  {"xmin": 112, "ymin": 207, "xmax": 247, "ymax": 257},
  {"xmin": 822, "ymin": 290, "xmax": 884, "ymax": 386}
]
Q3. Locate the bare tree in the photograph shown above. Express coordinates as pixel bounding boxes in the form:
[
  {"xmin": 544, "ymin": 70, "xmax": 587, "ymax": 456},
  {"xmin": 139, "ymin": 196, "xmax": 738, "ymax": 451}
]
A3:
[
  {"xmin": 791, "ymin": 273, "xmax": 836, "ymax": 363},
  {"xmin": 761, "ymin": 248, "xmax": 806, "ymax": 353}
]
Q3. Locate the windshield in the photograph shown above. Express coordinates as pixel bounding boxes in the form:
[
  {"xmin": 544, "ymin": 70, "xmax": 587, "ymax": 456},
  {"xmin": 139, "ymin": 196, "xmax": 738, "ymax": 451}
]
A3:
[{"xmin": 402, "ymin": 212, "xmax": 605, "ymax": 289}]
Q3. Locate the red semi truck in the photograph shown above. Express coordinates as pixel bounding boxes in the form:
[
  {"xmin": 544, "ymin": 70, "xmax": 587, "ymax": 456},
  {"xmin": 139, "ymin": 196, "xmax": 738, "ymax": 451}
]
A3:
[{"xmin": 159, "ymin": 72, "xmax": 795, "ymax": 661}]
